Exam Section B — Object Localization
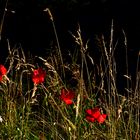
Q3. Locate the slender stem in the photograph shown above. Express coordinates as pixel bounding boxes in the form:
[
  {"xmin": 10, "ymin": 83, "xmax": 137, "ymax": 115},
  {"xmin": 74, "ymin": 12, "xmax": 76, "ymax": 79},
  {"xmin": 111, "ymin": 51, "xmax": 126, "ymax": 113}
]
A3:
[
  {"xmin": 44, "ymin": 8, "xmax": 65, "ymax": 79},
  {"xmin": 0, "ymin": 0, "xmax": 9, "ymax": 40}
]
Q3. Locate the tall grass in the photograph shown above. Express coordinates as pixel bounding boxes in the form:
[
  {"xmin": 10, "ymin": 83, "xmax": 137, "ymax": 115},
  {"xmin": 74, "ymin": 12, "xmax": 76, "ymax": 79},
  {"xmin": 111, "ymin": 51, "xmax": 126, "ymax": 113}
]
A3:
[{"xmin": 0, "ymin": 8, "xmax": 140, "ymax": 140}]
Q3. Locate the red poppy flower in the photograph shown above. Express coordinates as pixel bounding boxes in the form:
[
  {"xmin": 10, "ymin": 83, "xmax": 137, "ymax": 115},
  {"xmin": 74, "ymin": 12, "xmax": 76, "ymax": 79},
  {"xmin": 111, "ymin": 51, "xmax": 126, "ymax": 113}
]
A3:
[
  {"xmin": 86, "ymin": 107, "xmax": 107, "ymax": 123},
  {"xmin": 86, "ymin": 108, "xmax": 101, "ymax": 119},
  {"xmin": 86, "ymin": 115, "xmax": 96, "ymax": 122},
  {"xmin": 32, "ymin": 68, "xmax": 46, "ymax": 84},
  {"xmin": 0, "ymin": 64, "xmax": 7, "ymax": 81},
  {"xmin": 96, "ymin": 114, "xmax": 107, "ymax": 124},
  {"xmin": 60, "ymin": 88, "xmax": 75, "ymax": 105}
]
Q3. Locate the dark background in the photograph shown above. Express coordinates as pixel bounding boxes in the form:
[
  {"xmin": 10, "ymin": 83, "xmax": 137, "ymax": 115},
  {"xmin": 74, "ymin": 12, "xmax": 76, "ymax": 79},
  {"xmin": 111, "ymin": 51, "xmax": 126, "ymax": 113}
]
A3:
[
  {"xmin": 0, "ymin": 0, "xmax": 140, "ymax": 53},
  {"xmin": 0, "ymin": 0, "xmax": 140, "ymax": 92}
]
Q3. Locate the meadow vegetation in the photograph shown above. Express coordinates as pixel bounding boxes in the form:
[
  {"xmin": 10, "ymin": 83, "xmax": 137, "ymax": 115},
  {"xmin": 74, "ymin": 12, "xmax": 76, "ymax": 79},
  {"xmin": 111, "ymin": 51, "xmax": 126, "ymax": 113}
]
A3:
[{"xmin": 0, "ymin": 8, "xmax": 140, "ymax": 140}]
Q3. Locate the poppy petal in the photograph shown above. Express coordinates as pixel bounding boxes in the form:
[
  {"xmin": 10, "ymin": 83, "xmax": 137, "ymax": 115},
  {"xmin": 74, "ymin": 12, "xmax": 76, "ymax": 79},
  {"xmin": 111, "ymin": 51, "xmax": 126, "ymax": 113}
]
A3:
[
  {"xmin": 32, "ymin": 68, "xmax": 46, "ymax": 84},
  {"xmin": 86, "ymin": 116, "xmax": 95, "ymax": 122},
  {"xmin": 92, "ymin": 110, "xmax": 101, "ymax": 119},
  {"xmin": 97, "ymin": 114, "xmax": 107, "ymax": 123},
  {"xmin": 0, "ymin": 65, "xmax": 7, "ymax": 75},
  {"xmin": 86, "ymin": 107, "xmax": 101, "ymax": 119},
  {"xmin": 0, "ymin": 65, "xmax": 7, "ymax": 82},
  {"xmin": 86, "ymin": 109, "xmax": 93, "ymax": 116},
  {"xmin": 60, "ymin": 88, "xmax": 75, "ymax": 105},
  {"xmin": 64, "ymin": 99, "xmax": 73, "ymax": 105}
]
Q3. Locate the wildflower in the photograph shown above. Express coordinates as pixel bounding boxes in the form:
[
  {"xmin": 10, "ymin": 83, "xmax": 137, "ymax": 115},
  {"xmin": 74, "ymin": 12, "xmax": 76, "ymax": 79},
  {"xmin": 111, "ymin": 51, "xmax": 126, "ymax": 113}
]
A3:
[
  {"xmin": 86, "ymin": 107, "xmax": 101, "ymax": 119},
  {"xmin": 96, "ymin": 114, "xmax": 107, "ymax": 124},
  {"xmin": 0, "ymin": 64, "xmax": 7, "ymax": 81},
  {"xmin": 85, "ymin": 115, "xmax": 95, "ymax": 122},
  {"xmin": 32, "ymin": 68, "xmax": 46, "ymax": 84},
  {"xmin": 86, "ymin": 107, "xmax": 107, "ymax": 124},
  {"xmin": 60, "ymin": 88, "xmax": 75, "ymax": 105}
]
